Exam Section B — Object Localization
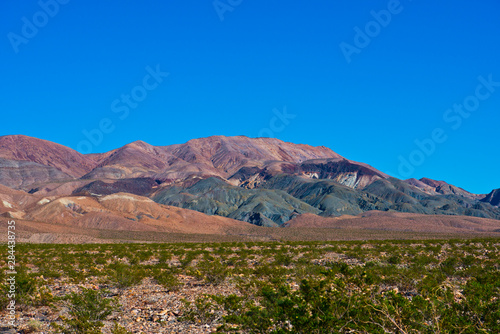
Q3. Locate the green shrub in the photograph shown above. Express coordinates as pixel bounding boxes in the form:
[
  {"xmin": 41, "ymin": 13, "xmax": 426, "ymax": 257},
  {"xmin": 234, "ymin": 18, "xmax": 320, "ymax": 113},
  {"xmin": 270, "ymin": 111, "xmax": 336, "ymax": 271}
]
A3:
[
  {"xmin": 52, "ymin": 288, "xmax": 118, "ymax": 334},
  {"xmin": 108, "ymin": 263, "xmax": 145, "ymax": 288},
  {"xmin": 441, "ymin": 256, "xmax": 458, "ymax": 276},
  {"xmin": 154, "ymin": 269, "xmax": 181, "ymax": 291},
  {"xmin": 111, "ymin": 322, "xmax": 133, "ymax": 334},
  {"xmin": 193, "ymin": 258, "xmax": 228, "ymax": 285},
  {"xmin": 181, "ymin": 295, "xmax": 221, "ymax": 324},
  {"xmin": 387, "ymin": 255, "xmax": 401, "ymax": 265}
]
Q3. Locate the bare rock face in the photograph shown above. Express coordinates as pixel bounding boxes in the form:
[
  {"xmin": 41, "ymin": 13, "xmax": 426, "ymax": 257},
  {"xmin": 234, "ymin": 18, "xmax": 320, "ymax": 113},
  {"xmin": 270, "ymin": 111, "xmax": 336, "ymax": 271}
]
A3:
[
  {"xmin": 407, "ymin": 177, "xmax": 481, "ymax": 200},
  {"xmin": 0, "ymin": 135, "xmax": 96, "ymax": 177},
  {"xmin": 404, "ymin": 178, "xmax": 438, "ymax": 194},
  {"xmin": 481, "ymin": 189, "xmax": 500, "ymax": 206},
  {"xmin": 298, "ymin": 159, "xmax": 388, "ymax": 189},
  {"xmin": 227, "ymin": 158, "xmax": 388, "ymax": 190}
]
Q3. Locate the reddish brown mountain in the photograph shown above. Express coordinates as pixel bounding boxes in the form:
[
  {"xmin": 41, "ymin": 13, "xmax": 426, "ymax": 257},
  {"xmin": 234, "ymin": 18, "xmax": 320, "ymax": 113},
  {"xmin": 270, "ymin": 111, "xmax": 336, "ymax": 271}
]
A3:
[
  {"xmin": 0, "ymin": 135, "xmax": 96, "ymax": 177},
  {"xmin": 0, "ymin": 135, "xmax": 389, "ymax": 191},
  {"xmin": 1, "ymin": 135, "xmax": 500, "ymax": 241},
  {"xmin": 0, "ymin": 181, "xmax": 255, "ymax": 240},
  {"xmin": 83, "ymin": 136, "xmax": 345, "ymax": 182},
  {"xmin": 163, "ymin": 136, "xmax": 342, "ymax": 171},
  {"xmin": 83, "ymin": 141, "xmax": 172, "ymax": 179}
]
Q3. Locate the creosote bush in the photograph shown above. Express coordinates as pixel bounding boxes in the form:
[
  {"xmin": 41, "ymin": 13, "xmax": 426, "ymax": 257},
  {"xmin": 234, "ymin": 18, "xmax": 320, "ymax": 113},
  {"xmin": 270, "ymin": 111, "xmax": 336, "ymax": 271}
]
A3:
[{"xmin": 52, "ymin": 288, "xmax": 118, "ymax": 334}]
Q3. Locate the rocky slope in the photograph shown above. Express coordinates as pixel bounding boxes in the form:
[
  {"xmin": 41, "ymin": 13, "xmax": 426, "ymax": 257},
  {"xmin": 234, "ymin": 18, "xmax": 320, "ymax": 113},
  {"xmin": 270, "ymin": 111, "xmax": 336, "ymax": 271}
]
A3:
[
  {"xmin": 0, "ymin": 158, "xmax": 73, "ymax": 190},
  {"xmin": 405, "ymin": 177, "xmax": 482, "ymax": 200},
  {"xmin": 152, "ymin": 177, "xmax": 321, "ymax": 227},
  {"xmin": 0, "ymin": 184, "xmax": 254, "ymax": 235},
  {"xmin": 84, "ymin": 136, "xmax": 346, "ymax": 182}
]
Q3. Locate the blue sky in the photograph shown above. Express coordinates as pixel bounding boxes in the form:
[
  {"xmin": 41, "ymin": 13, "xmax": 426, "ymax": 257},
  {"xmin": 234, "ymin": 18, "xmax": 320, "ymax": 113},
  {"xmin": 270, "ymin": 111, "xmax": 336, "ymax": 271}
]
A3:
[{"xmin": 1, "ymin": 0, "xmax": 499, "ymax": 194}]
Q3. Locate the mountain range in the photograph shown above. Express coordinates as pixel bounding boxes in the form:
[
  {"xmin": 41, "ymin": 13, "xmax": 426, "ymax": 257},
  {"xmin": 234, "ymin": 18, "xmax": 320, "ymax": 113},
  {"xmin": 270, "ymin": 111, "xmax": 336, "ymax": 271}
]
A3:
[{"xmin": 1, "ymin": 134, "xmax": 499, "ymax": 241}]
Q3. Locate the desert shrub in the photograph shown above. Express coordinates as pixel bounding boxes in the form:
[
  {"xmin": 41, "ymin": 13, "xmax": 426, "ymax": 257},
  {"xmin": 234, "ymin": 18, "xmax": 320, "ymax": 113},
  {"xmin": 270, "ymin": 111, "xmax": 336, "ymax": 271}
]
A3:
[
  {"xmin": 158, "ymin": 250, "xmax": 172, "ymax": 263},
  {"xmin": 6, "ymin": 238, "xmax": 500, "ymax": 333},
  {"xmin": 179, "ymin": 252, "xmax": 197, "ymax": 268},
  {"xmin": 136, "ymin": 250, "xmax": 153, "ymax": 262},
  {"xmin": 412, "ymin": 254, "xmax": 437, "ymax": 266},
  {"xmin": 39, "ymin": 264, "xmax": 63, "ymax": 279},
  {"xmin": 15, "ymin": 270, "xmax": 37, "ymax": 306},
  {"xmin": 0, "ymin": 269, "xmax": 52, "ymax": 308},
  {"xmin": 387, "ymin": 254, "xmax": 401, "ymax": 265},
  {"xmin": 325, "ymin": 261, "xmax": 352, "ymax": 277},
  {"xmin": 94, "ymin": 256, "xmax": 107, "ymax": 265},
  {"xmin": 453, "ymin": 273, "xmax": 500, "ymax": 332},
  {"xmin": 108, "ymin": 263, "xmax": 146, "ymax": 288},
  {"xmin": 153, "ymin": 269, "xmax": 181, "ymax": 291},
  {"xmin": 181, "ymin": 294, "xmax": 222, "ymax": 324},
  {"xmin": 22, "ymin": 319, "xmax": 43, "ymax": 333},
  {"xmin": 52, "ymin": 288, "xmax": 118, "ymax": 334},
  {"xmin": 111, "ymin": 322, "xmax": 133, "ymax": 334},
  {"xmin": 193, "ymin": 258, "xmax": 228, "ymax": 285},
  {"xmin": 253, "ymin": 264, "xmax": 288, "ymax": 282},
  {"xmin": 273, "ymin": 253, "xmax": 293, "ymax": 266},
  {"xmin": 214, "ymin": 273, "xmax": 500, "ymax": 333},
  {"xmin": 216, "ymin": 277, "xmax": 364, "ymax": 333},
  {"xmin": 460, "ymin": 254, "xmax": 475, "ymax": 268},
  {"xmin": 441, "ymin": 256, "xmax": 458, "ymax": 276}
]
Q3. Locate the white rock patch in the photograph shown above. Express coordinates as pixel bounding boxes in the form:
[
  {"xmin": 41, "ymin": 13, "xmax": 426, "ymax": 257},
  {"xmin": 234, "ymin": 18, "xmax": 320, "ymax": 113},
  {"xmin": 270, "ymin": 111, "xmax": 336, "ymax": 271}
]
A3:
[
  {"xmin": 101, "ymin": 194, "xmax": 153, "ymax": 202},
  {"xmin": 37, "ymin": 198, "xmax": 51, "ymax": 205},
  {"xmin": 57, "ymin": 198, "xmax": 75, "ymax": 206}
]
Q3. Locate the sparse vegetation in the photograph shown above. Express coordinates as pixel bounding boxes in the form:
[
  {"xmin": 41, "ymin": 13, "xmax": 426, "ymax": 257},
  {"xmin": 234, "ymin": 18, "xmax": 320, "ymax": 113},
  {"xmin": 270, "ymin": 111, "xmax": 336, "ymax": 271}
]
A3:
[{"xmin": 0, "ymin": 238, "xmax": 498, "ymax": 332}]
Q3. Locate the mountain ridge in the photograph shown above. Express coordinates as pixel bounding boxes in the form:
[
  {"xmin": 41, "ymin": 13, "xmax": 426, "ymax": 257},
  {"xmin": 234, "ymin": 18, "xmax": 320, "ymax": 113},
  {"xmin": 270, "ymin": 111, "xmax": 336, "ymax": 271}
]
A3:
[
  {"xmin": 0, "ymin": 134, "xmax": 499, "ymax": 229},
  {"xmin": 0, "ymin": 135, "xmax": 96, "ymax": 177}
]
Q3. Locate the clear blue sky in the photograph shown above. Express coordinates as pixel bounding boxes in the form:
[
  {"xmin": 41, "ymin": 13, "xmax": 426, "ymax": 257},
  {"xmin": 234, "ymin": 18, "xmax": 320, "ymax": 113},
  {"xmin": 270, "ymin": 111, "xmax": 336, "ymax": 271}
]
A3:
[{"xmin": 1, "ymin": 0, "xmax": 499, "ymax": 194}]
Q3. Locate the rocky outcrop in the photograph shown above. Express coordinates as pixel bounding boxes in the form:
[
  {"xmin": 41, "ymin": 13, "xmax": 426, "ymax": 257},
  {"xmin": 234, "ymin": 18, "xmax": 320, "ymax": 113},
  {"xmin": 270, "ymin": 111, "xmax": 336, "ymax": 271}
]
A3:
[
  {"xmin": 416, "ymin": 177, "xmax": 481, "ymax": 200},
  {"xmin": 481, "ymin": 189, "xmax": 500, "ymax": 206},
  {"xmin": 298, "ymin": 159, "xmax": 388, "ymax": 189},
  {"xmin": 73, "ymin": 178, "xmax": 160, "ymax": 197}
]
